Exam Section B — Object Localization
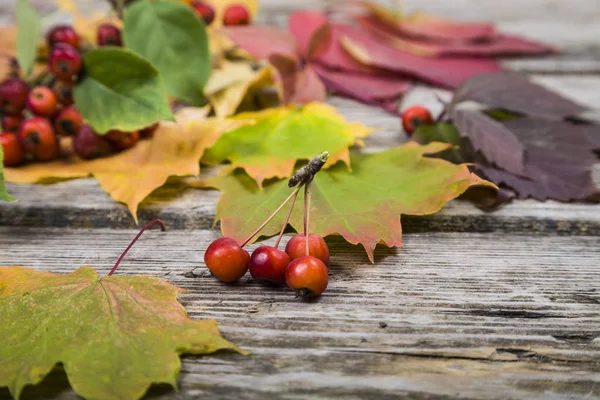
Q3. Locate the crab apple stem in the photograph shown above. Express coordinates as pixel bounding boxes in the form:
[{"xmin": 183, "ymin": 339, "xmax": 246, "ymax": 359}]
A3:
[
  {"xmin": 304, "ymin": 181, "xmax": 312, "ymax": 256},
  {"xmin": 241, "ymin": 185, "xmax": 302, "ymax": 248},
  {"xmin": 274, "ymin": 187, "xmax": 300, "ymax": 249},
  {"xmin": 107, "ymin": 219, "xmax": 166, "ymax": 276}
]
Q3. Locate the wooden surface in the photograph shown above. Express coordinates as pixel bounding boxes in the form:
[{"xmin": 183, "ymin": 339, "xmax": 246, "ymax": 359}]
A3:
[{"xmin": 2, "ymin": 0, "xmax": 600, "ymax": 399}]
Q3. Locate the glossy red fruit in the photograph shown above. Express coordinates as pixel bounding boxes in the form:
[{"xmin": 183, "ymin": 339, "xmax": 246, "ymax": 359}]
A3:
[
  {"xmin": 204, "ymin": 237, "xmax": 250, "ymax": 283},
  {"xmin": 0, "ymin": 78, "xmax": 30, "ymax": 115},
  {"xmin": 18, "ymin": 117, "xmax": 59, "ymax": 161},
  {"xmin": 47, "ymin": 25, "xmax": 80, "ymax": 49},
  {"xmin": 140, "ymin": 122, "xmax": 159, "ymax": 138},
  {"xmin": 27, "ymin": 86, "xmax": 59, "ymax": 117},
  {"xmin": 285, "ymin": 233, "xmax": 330, "ymax": 265},
  {"xmin": 223, "ymin": 4, "xmax": 251, "ymax": 26},
  {"xmin": 106, "ymin": 130, "xmax": 139, "ymax": 150},
  {"xmin": 1, "ymin": 115, "xmax": 23, "ymax": 133},
  {"xmin": 97, "ymin": 23, "xmax": 122, "ymax": 46},
  {"xmin": 285, "ymin": 255, "xmax": 328, "ymax": 298},
  {"xmin": 49, "ymin": 43, "xmax": 83, "ymax": 81},
  {"xmin": 52, "ymin": 80, "xmax": 74, "ymax": 106},
  {"xmin": 249, "ymin": 246, "xmax": 290, "ymax": 284},
  {"xmin": 401, "ymin": 105, "xmax": 433, "ymax": 136},
  {"xmin": 54, "ymin": 107, "xmax": 83, "ymax": 136},
  {"xmin": 0, "ymin": 132, "xmax": 25, "ymax": 166},
  {"xmin": 73, "ymin": 124, "xmax": 114, "ymax": 159},
  {"xmin": 191, "ymin": 1, "xmax": 215, "ymax": 25}
]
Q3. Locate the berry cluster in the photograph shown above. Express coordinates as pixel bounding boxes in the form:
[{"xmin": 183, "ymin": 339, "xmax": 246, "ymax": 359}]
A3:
[
  {"xmin": 204, "ymin": 152, "xmax": 330, "ymax": 299},
  {"xmin": 191, "ymin": 2, "xmax": 251, "ymax": 27},
  {"xmin": 0, "ymin": 23, "xmax": 157, "ymax": 167}
]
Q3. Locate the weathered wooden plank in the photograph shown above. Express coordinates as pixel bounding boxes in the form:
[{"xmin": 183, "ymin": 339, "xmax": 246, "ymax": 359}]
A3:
[
  {"xmin": 2, "ymin": 75, "xmax": 600, "ymax": 233},
  {"xmin": 1, "ymin": 228, "xmax": 599, "ymax": 399}
]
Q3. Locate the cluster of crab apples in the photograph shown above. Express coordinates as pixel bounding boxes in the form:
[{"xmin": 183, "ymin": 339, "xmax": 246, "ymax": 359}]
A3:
[
  {"xmin": 0, "ymin": 23, "xmax": 158, "ymax": 167},
  {"xmin": 204, "ymin": 153, "xmax": 331, "ymax": 299}
]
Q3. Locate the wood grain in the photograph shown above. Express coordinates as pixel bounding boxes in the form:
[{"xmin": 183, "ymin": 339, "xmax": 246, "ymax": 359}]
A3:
[{"xmin": 0, "ymin": 228, "xmax": 599, "ymax": 399}]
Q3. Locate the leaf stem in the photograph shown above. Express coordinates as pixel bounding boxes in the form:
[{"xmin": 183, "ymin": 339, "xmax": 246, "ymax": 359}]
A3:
[
  {"xmin": 241, "ymin": 186, "xmax": 302, "ymax": 248},
  {"xmin": 304, "ymin": 181, "xmax": 312, "ymax": 256},
  {"xmin": 107, "ymin": 219, "xmax": 166, "ymax": 276},
  {"xmin": 274, "ymin": 187, "xmax": 300, "ymax": 249}
]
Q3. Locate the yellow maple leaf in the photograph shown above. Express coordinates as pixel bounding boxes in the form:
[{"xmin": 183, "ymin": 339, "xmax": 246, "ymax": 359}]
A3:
[{"xmin": 4, "ymin": 108, "xmax": 250, "ymax": 222}]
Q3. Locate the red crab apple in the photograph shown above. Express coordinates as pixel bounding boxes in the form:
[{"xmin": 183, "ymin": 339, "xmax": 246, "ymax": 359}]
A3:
[{"xmin": 204, "ymin": 237, "xmax": 250, "ymax": 282}]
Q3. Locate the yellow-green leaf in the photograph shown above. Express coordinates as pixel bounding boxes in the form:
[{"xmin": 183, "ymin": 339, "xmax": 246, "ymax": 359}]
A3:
[
  {"xmin": 202, "ymin": 103, "xmax": 373, "ymax": 186},
  {"xmin": 0, "ymin": 266, "xmax": 245, "ymax": 400},
  {"xmin": 201, "ymin": 142, "xmax": 496, "ymax": 262}
]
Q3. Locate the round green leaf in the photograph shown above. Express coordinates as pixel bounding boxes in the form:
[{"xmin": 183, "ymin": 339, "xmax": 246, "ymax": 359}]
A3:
[
  {"xmin": 16, "ymin": 0, "xmax": 41, "ymax": 76},
  {"xmin": 74, "ymin": 47, "xmax": 174, "ymax": 134},
  {"xmin": 123, "ymin": 0, "xmax": 211, "ymax": 106}
]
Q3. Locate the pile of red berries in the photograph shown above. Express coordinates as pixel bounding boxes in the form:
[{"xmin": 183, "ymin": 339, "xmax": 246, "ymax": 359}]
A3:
[
  {"xmin": 204, "ymin": 152, "xmax": 331, "ymax": 298},
  {"xmin": 0, "ymin": 23, "xmax": 157, "ymax": 167},
  {"xmin": 190, "ymin": 1, "xmax": 251, "ymax": 26}
]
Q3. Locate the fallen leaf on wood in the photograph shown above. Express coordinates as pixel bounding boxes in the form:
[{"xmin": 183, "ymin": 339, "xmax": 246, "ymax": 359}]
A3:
[
  {"xmin": 289, "ymin": 64, "xmax": 327, "ymax": 104},
  {"xmin": 392, "ymin": 13, "xmax": 497, "ymax": 43},
  {"xmin": 339, "ymin": 24, "xmax": 502, "ymax": 89},
  {"xmin": 413, "ymin": 72, "xmax": 600, "ymax": 204},
  {"xmin": 450, "ymin": 108, "xmax": 526, "ymax": 175},
  {"xmin": 202, "ymin": 103, "xmax": 373, "ymax": 186},
  {"xmin": 223, "ymin": 12, "xmax": 412, "ymax": 111},
  {"xmin": 207, "ymin": 63, "xmax": 276, "ymax": 117},
  {"xmin": 0, "ymin": 266, "xmax": 244, "ymax": 400},
  {"xmin": 450, "ymin": 72, "xmax": 588, "ymax": 119},
  {"xmin": 200, "ymin": 142, "xmax": 495, "ymax": 261},
  {"xmin": 5, "ymin": 107, "xmax": 248, "ymax": 221},
  {"xmin": 312, "ymin": 64, "xmax": 411, "ymax": 110},
  {"xmin": 356, "ymin": 15, "xmax": 554, "ymax": 58},
  {"xmin": 475, "ymin": 117, "xmax": 600, "ymax": 201}
]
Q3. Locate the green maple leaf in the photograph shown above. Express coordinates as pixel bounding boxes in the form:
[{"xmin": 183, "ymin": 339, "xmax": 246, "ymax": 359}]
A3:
[
  {"xmin": 0, "ymin": 266, "xmax": 245, "ymax": 400},
  {"xmin": 203, "ymin": 142, "xmax": 496, "ymax": 262},
  {"xmin": 202, "ymin": 102, "xmax": 373, "ymax": 186}
]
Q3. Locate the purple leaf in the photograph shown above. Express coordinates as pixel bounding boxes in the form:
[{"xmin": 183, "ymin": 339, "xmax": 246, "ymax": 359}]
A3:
[{"xmin": 451, "ymin": 72, "xmax": 589, "ymax": 119}]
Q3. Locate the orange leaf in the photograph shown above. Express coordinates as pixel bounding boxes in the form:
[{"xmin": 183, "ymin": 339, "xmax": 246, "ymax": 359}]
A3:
[{"xmin": 5, "ymin": 108, "xmax": 249, "ymax": 222}]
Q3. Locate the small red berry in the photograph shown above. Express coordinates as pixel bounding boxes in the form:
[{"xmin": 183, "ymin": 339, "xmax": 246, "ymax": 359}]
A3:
[
  {"xmin": 140, "ymin": 122, "xmax": 159, "ymax": 138},
  {"xmin": 401, "ymin": 105, "xmax": 433, "ymax": 136},
  {"xmin": 27, "ymin": 86, "xmax": 59, "ymax": 117},
  {"xmin": 52, "ymin": 80, "xmax": 74, "ymax": 106},
  {"xmin": 285, "ymin": 255, "xmax": 328, "ymax": 298},
  {"xmin": 97, "ymin": 23, "xmax": 122, "ymax": 46},
  {"xmin": 1, "ymin": 115, "xmax": 23, "ymax": 134},
  {"xmin": 0, "ymin": 78, "xmax": 30, "ymax": 115},
  {"xmin": 18, "ymin": 117, "xmax": 59, "ymax": 161},
  {"xmin": 106, "ymin": 129, "xmax": 139, "ymax": 150},
  {"xmin": 204, "ymin": 237, "xmax": 250, "ymax": 283},
  {"xmin": 0, "ymin": 132, "xmax": 25, "ymax": 166},
  {"xmin": 223, "ymin": 4, "xmax": 251, "ymax": 26},
  {"xmin": 73, "ymin": 124, "xmax": 114, "ymax": 159},
  {"xmin": 285, "ymin": 233, "xmax": 330, "ymax": 265},
  {"xmin": 49, "ymin": 43, "xmax": 83, "ymax": 81},
  {"xmin": 249, "ymin": 246, "xmax": 290, "ymax": 284},
  {"xmin": 47, "ymin": 25, "xmax": 80, "ymax": 49},
  {"xmin": 54, "ymin": 107, "xmax": 83, "ymax": 136},
  {"xmin": 191, "ymin": 1, "xmax": 215, "ymax": 26}
]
